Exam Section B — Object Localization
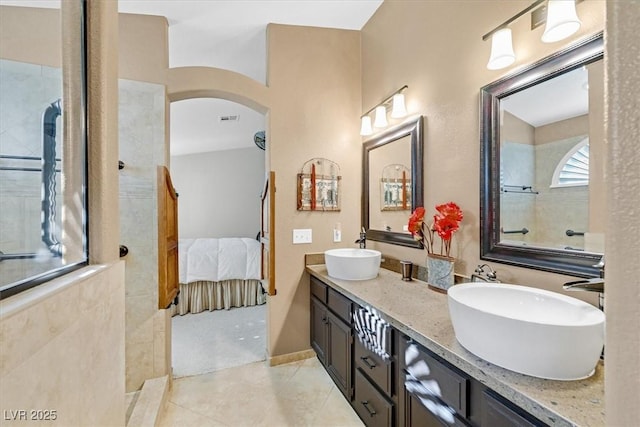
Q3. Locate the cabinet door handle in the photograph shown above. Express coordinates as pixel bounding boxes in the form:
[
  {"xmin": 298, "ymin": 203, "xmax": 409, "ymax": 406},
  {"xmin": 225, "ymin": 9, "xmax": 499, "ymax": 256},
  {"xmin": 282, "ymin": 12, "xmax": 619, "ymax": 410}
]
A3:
[
  {"xmin": 321, "ymin": 316, "xmax": 328, "ymax": 324},
  {"xmin": 360, "ymin": 400, "xmax": 377, "ymax": 417},
  {"xmin": 360, "ymin": 356, "xmax": 377, "ymax": 370}
]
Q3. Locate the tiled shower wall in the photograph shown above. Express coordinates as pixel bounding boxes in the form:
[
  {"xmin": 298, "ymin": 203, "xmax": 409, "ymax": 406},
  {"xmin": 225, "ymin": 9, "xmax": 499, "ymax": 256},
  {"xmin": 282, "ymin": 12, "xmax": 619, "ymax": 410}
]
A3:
[
  {"xmin": 501, "ymin": 142, "xmax": 537, "ymax": 243},
  {"xmin": 534, "ymin": 136, "xmax": 588, "ymax": 249},
  {"xmin": 119, "ymin": 78, "xmax": 170, "ymax": 391},
  {"xmin": 0, "ymin": 59, "xmax": 63, "ymax": 282},
  {"xmin": 501, "ymin": 138, "xmax": 588, "ymax": 249}
]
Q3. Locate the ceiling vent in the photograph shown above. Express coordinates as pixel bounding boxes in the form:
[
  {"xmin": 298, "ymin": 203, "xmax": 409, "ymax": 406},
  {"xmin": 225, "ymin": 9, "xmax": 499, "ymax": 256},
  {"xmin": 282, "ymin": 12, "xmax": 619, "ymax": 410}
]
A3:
[{"xmin": 218, "ymin": 115, "xmax": 240, "ymax": 122}]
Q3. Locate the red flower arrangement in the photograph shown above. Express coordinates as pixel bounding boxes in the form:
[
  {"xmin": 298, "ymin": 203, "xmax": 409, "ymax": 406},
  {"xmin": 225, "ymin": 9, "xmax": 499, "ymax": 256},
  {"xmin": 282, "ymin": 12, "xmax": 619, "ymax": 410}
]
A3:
[{"xmin": 408, "ymin": 202, "xmax": 464, "ymax": 257}]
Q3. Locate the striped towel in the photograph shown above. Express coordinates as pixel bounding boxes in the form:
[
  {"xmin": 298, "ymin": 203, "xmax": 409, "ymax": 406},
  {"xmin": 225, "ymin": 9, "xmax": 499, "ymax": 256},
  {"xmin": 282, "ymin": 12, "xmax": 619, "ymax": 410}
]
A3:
[{"xmin": 353, "ymin": 306, "xmax": 390, "ymax": 360}]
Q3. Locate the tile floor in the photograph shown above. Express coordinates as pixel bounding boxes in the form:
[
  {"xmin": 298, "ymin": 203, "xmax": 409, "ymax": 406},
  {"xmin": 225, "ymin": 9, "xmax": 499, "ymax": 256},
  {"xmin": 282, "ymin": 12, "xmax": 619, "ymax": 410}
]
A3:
[{"xmin": 159, "ymin": 357, "xmax": 365, "ymax": 427}]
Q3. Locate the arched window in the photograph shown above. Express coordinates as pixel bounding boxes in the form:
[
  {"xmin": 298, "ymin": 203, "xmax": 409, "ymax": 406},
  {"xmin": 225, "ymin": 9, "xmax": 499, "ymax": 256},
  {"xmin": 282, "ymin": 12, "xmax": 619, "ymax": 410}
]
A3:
[{"xmin": 551, "ymin": 137, "xmax": 589, "ymax": 188}]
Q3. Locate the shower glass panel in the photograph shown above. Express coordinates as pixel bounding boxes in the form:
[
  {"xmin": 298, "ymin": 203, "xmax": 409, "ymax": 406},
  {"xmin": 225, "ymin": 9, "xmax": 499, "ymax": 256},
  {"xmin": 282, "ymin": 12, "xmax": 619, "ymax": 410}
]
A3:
[{"xmin": 0, "ymin": 0, "xmax": 87, "ymax": 298}]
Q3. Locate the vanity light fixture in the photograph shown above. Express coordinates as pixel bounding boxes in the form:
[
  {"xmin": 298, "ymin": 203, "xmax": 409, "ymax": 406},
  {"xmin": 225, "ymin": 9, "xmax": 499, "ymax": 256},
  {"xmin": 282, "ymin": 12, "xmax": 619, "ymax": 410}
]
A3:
[
  {"xmin": 360, "ymin": 85, "xmax": 408, "ymax": 136},
  {"xmin": 541, "ymin": 0, "xmax": 581, "ymax": 43},
  {"xmin": 482, "ymin": 0, "xmax": 582, "ymax": 71}
]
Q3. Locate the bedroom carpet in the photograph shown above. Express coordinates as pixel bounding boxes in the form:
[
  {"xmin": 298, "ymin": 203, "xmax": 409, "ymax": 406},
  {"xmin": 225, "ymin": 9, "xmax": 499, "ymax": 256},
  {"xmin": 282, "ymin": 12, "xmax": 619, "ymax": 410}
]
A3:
[{"xmin": 172, "ymin": 304, "xmax": 267, "ymax": 378}]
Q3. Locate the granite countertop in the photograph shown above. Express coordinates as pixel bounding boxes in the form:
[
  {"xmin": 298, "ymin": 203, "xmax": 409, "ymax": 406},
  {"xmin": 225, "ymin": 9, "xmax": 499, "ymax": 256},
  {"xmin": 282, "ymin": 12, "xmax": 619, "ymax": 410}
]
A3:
[{"xmin": 306, "ymin": 264, "xmax": 605, "ymax": 427}]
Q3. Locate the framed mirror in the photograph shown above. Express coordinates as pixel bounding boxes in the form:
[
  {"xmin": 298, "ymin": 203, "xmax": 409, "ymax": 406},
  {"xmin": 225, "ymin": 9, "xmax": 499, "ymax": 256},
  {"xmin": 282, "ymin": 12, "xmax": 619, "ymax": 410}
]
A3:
[
  {"xmin": 363, "ymin": 116, "xmax": 423, "ymax": 248},
  {"xmin": 480, "ymin": 33, "xmax": 603, "ymax": 277}
]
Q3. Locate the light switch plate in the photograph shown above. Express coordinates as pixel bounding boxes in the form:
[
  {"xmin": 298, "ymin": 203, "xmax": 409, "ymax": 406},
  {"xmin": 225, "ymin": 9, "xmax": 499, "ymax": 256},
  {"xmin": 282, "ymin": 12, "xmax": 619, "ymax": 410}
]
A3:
[{"xmin": 293, "ymin": 228, "xmax": 312, "ymax": 244}]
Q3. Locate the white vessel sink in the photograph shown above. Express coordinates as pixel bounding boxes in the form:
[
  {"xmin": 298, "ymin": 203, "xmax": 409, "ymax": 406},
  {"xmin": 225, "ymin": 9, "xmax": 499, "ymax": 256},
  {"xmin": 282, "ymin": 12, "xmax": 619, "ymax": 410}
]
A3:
[
  {"xmin": 324, "ymin": 248, "xmax": 381, "ymax": 281},
  {"xmin": 448, "ymin": 283, "xmax": 604, "ymax": 380}
]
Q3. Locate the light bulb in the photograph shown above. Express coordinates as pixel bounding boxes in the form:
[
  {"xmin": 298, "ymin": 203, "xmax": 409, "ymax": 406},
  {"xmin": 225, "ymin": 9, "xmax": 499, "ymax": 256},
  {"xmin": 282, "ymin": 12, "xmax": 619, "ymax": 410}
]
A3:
[
  {"xmin": 391, "ymin": 93, "xmax": 407, "ymax": 118},
  {"xmin": 360, "ymin": 116, "xmax": 373, "ymax": 136},
  {"xmin": 374, "ymin": 105, "xmax": 388, "ymax": 128},
  {"xmin": 487, "ymin": 28, "xmax": 516, "ymax": 70},
  {"xmin": 542, "ymin": 0, "xmax": 581, "ymax": 43}
]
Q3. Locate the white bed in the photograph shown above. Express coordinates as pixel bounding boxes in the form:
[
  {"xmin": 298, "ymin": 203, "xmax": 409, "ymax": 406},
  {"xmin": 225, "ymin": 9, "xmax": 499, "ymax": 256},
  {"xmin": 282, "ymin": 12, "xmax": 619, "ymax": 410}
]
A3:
[{"xmin": 173, "ymin": 237, "xmax": 266, "ymax": 315}]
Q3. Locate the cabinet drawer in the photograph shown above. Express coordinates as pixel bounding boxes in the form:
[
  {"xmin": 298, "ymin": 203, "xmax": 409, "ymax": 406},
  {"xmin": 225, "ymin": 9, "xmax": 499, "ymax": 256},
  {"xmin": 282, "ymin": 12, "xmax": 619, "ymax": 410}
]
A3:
[
  {"xmin": 354, "ymin": 368, "xmax": 394, "ymax": 427},
  {"xmin": 482, "ymin": 391, "xmax": 543, "ymax": 427},
  {"xmin": 355, "ymin": 337, "xmax": 393, "ymax": 396},
  {"xmin": 310, "ymin": 276, "xmax": 328, "ymax": 303},
  {"xmin": 328, "ymin": 287, "xmax": 352, "ymax": 323},
  {"xmin": 402, "ymin": 340, "xmax": 469, "ymax": 418},
  {"xmin": 406, "ymin": 390, "xmax": 469, "ymax": 427}
]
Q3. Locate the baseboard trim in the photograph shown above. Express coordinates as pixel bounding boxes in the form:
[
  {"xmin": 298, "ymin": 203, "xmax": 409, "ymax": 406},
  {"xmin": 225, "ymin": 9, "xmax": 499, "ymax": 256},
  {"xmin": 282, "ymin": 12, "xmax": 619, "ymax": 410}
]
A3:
[{"xmin": 268, "ymin": 349, "xmax": 316, "ymax": 367}]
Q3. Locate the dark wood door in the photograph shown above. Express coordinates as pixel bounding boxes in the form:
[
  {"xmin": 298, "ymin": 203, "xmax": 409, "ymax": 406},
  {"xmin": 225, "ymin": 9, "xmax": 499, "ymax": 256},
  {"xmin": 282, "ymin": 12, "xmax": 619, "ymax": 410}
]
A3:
[
  {"xmin": 157, "ymin": 166, "xmax": 179, "ymax": 309},
  {"xmin": 260, "ymin": 171, "xmax": 276, "ymax": 295},
  {"xmin": 327, "ymin": 310, "xmax": 353, "ymax": 400},
  {"xmin": 311, "ymin": 297, "xmax": 328, "ymax": 365}
]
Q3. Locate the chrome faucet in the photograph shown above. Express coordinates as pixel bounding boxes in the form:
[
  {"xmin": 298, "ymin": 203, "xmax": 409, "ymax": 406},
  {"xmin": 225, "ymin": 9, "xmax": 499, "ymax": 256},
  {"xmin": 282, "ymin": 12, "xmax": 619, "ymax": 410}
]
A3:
[
  {"xmin": 470, "ymin": 264, "xmax": 500, "ymax": 283},
  {"xmin": 355, "ymin": 228, "xmax": 366, "ymax": 249},
  {"xmin": 563, "ymin": 255, "xmax": 605, "ymax": 310}
]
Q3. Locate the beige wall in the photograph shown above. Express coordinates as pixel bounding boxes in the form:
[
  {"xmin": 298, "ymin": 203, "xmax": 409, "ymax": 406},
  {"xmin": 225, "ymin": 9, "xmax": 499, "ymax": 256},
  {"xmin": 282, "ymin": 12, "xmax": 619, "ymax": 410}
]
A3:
[
  {"xmin": 0, "ymin": 1, "xmax": 125, "ymax": 426},
  {"xmin": 267, "ymin": 24, "xmax": 362, "ymax": 357},
  {"xmin": 535, "ymin": 114, "xmax": 588, "ymax": 144},
  {"xmin": 361, "ymin": 0, "xmax": 604, "ymax": 299},
  {"xmin": 502, "ymin": 111, "xmax": 534, "ymax": 145},
  {"xmin": 119, "ymin": 13, "xmax": 168, "ymax": 84},
  {"xmin": 171, "ymin": 148, "xmax": 265, "ymax": 239},
  {"xmin": 605, "ymin": 1, "xmax": 640, "ymax": 424},
  {"xmin": 0, "ymin": 6, "xmax": 60, "ymax": 67}
]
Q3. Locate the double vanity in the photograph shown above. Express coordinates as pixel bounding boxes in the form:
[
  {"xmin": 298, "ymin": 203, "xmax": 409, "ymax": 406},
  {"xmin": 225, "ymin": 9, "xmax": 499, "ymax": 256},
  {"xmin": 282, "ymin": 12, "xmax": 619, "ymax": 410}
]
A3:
[
  {"xmin": 320, "ymin": 30, "xmax": 607, "ymax": 427},
  {"xmin": 307, "ymin": 260, "xmax": 604, "ymax": 426}
]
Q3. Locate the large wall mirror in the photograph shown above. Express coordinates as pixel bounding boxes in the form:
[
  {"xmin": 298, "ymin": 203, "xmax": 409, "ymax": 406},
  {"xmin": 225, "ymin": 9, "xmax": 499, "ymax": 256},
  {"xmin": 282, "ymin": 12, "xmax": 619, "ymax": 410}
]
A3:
[
  {"xmin": 480, "ymin": 33, "xmax": 603, "ymax": 277},
  {"xmin": 363, "ymin": 116, "xmax": 423, "ymax": 248}
]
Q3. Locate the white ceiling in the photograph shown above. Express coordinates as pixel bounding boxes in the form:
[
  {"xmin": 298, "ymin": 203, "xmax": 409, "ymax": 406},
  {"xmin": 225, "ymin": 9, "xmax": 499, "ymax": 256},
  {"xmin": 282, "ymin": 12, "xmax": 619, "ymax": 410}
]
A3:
[
  {"xmin": 501, "ymin": 66, "xmax": 589, "ymax": 128},
  {"xmin": 116, "ymin": 0, "xmax": 384, "ymax": 156}
]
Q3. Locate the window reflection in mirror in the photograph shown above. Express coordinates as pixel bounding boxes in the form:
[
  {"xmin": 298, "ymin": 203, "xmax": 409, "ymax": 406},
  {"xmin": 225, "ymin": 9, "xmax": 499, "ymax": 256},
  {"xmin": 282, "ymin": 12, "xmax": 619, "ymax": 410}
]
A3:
[
  {"xmin": 0, "ymin": 1, "xmax": 88, "ymax": 298},
  {"xmin": 480, "ymin": 33, "xmax": 603, "ymax": 277},
  {"xmin": 499, "ymin": 60, "xmax": 604, "ymax": 253}
]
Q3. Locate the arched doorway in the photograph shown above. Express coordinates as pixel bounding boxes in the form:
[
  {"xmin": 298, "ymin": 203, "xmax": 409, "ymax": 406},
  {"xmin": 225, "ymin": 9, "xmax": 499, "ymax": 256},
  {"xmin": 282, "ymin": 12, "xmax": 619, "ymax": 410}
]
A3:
[{"xmin": 165, "ymin": 67, "xmax": 271, "ymax": 378}]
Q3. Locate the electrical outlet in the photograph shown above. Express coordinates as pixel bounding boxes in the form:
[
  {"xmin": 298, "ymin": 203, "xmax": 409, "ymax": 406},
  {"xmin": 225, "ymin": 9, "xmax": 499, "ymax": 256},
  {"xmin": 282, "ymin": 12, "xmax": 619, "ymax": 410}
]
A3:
[
  {"xmin": 333, "ymin": 229, "xmax": 342, "ymax": 243},
  {"xmin": 293, "ymin": 228, "xmax": 312, "ymax": 244}
]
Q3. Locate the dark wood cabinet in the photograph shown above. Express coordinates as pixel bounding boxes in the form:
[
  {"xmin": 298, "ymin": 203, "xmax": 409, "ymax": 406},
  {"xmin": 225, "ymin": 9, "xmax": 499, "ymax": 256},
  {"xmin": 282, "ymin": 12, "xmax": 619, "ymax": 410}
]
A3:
[
  {"xmin": 352, "ymin": 304, "xmax": 398, "ymax": 426},
  {"xmin": 310, "ymin": 276, "xmax": 353, "ymax": 400},
  {"xmin": 399, "ymin": 337, "xmax": 470, "ymax": 427},
  {"xmin": 309, "ymin": 274, "xmax": 548, "ymax": 427},
  {"xmin": 326, "ymin": 310, "xmax": 353, "ymax": 399},
  {"xmin": 310, "ymin": 296, "xmax": 328, "ymax": 365}
]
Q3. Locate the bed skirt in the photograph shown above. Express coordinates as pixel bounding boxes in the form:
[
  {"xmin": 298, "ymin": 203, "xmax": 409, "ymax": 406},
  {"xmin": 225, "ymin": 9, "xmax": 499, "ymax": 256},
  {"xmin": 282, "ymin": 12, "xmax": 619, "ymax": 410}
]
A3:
[{"xmin": 171, "ymin": 279, "xmax": 266, "ymax": 316}]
